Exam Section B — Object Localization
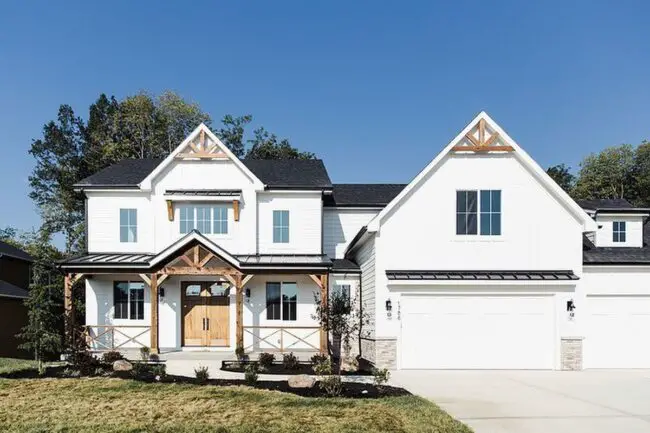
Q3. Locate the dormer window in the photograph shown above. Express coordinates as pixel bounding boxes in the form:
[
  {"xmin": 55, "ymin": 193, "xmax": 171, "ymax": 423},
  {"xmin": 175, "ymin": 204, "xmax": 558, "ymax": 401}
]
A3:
[{"xmin": 613, "ymin": 221, "xmax": 626, "ymax": 243}]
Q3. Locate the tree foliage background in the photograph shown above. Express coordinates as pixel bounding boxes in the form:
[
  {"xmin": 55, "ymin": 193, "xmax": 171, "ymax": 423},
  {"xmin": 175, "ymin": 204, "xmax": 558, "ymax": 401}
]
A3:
[{"xmin": 29, "ymin": 90, "xmax": 314, "ymax": 254}]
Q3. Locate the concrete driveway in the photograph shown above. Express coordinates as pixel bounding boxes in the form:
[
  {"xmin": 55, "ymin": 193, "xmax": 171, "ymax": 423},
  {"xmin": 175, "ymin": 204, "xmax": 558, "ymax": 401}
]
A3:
[{"xmin": 390, "ymin": 370, "xmax": 650, "ymax": 433}]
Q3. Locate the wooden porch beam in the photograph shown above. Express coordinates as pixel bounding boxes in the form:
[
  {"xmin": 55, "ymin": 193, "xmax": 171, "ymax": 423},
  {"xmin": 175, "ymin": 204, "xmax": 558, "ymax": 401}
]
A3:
[
  {"xmin": 162, "ymin": 266, "xmax": 240, "ymax": 276},
  {"xmin": 222, "ymin": 274, "xmax": 237, "ymax": 288},
  {"xmin": 319, "ymin": 273, "xmax": 328, "ymax": 354},
  {"xmin": 166, "ymin": 200, "xmax": 174, "ymax": 221},
  {"xmin": 157, "ymin": 273, "xmax": 169, "ymax": 285},
  {"xmin": 150, "ymin": 273, "xmax": 159, "ymax": 354},
  {"xmin": 236, "ymin": 274, "xmax": 244, "ymax": 352},
  {"xmin": 64, "ymin": 274, "xmax": 74, "ymax": 348},
  {"xmin": 139, "ymin": 274, "xmax": 151, "ymax": 286},
  {"xmin": 309, "ymin": 274, "xmax": 323, "ymax": 289},
  {"xmin": 241, "ymin": 274, "xmax": 254, "ymax": 287}
]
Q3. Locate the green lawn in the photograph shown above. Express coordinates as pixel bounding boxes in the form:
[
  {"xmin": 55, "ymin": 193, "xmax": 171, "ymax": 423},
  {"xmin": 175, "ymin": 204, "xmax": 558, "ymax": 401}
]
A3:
[
  {"xmin": 0, "ymin": 376, "xmax": 473, "ymax": 433},
  {"xmin": 0, "ymin": 357, "xmax": 38, "ymax": 375}
]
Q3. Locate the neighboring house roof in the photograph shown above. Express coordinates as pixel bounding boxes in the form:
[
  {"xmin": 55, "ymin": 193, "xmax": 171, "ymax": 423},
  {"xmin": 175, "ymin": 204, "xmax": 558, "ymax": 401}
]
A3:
[
  {"xmin": 0, "ymin": 241, "xmax": 33, "ymax": 262},
  {"xmin": 75, "ymin": 158, "xmax": 332, "ymax": 191},
  {"xmin": 323, "ymin": 184, "xmax": 407, "ymax": 207},
  {"xmin": 583, "ymin": 218, "xmax": 650, "ymax": 265},
  {"xmin": 366, "ymin": 111, "xmax": 597, "ymax": 233},
  {"xmin": 0, "ymin": 279, "xmax": 29, "ymax": 299},
  {"xmin": 386, "ymin": 270, "xmax": 579, "ymax": 281}
]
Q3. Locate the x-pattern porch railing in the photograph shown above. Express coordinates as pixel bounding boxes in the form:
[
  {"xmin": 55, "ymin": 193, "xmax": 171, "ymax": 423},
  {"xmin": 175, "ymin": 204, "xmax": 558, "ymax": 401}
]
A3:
[
  {"xmin": 243, "ymin": 325, "xmax": 320, "ymax": 352},
  {"xmin": 82, "ymin": 325, "xmax": 151, "ymax": 351}
]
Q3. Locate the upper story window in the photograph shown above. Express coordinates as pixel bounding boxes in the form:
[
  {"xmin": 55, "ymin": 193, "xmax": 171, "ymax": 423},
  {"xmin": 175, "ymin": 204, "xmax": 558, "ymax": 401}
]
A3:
[
  {"xmin": 266, "ymin": 282, "xmax": 297, "ymax": 321},
  {"xmin": 180, "ymin": 205, "xmax": 229, "ymax": 235},
  {"xmin": 119, "ymin": 209, "xmax": 137, "ymax": 242},
  {"xmin": 273, "ymin": 210, "xmax": 290, "ymax": 243},
  {"xmin": 456, "ymin": 190, "xmax": 501, "ymax": 236},
  {"xmin": 114, "ymin": 281, "xmax": 144, "ymax": 320},
  {"xmin": 613, "ymin": 221, "xmax": 626, "ymax": 242}
]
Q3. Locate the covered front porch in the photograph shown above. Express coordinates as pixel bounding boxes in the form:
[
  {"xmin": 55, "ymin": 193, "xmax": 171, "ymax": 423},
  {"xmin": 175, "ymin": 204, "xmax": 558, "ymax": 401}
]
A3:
[{"xmin": 60, "ymin": 231, "xmax": 331, "ymax": 356}]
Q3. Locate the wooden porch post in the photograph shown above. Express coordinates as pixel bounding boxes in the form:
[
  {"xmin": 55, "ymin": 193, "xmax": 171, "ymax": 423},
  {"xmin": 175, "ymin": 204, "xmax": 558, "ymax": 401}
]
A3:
[
  {"xmin": 150, "ymin": 273, "xmax": 159, "ymax": 354},
  {"xmin": 64, "ymin": 274, "xmax": 75, "ymax": 348},
  {"xmin": 236, "ymin": 274, "xmax": 243, "ymax": 352},
  {"xmin": 320, "ymin": 273, "xmax": 329, "ymax": 354}
]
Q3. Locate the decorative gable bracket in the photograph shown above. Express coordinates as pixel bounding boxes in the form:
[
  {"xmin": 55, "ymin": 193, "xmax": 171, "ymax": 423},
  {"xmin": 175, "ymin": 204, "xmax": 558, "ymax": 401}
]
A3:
[
  {"xmin": 452, "ymin": 118, "xmax": 514, "ymax": 153},
  {"xmin": 176, "ymin": 129, "xmax": 229, "ymax": 159}
]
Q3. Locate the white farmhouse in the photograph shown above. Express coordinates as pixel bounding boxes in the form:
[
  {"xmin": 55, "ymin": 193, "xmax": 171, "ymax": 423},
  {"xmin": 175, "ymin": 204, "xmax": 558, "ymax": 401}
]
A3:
[{"xmin": 60, "ymin": 112, "xmax": 650, "ymax": 370}]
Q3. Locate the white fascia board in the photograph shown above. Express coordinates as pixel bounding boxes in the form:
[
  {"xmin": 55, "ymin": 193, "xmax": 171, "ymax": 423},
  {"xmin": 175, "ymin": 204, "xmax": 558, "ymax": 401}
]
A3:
[
  {"xmin": 165, "ymin": 195, "xmax": 242, "ymax": 202},
  {"xmin": 259, "ymin": 190, "xmax": 324, "ymax": 195},
  {"xmin": 367, "ymin": 111, "xmax": 598, "ymax": 233},
  {"xmin": 596, "ymin": 212, "xmax": 650, "ymax": 218},
  {"xmin": 139, "ymin": 123, "xmax": 264, "ymax": 191}
]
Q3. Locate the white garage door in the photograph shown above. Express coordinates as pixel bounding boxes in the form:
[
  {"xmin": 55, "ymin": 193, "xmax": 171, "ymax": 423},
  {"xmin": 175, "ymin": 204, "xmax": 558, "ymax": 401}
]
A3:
[
  {"xmin": 585, "ymin": 295, "xmax": 650, "ymax": 369},
  {"xmin": 400, "ymin": 294, "xmax": 556, "ymax": 369}
]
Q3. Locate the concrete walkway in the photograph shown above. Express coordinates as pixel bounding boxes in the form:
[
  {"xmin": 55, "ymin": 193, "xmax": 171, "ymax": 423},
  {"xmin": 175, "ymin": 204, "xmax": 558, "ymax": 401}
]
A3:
[{"xmin": 390, "ymin": 370, "xmax": 650, "ymax": 433}]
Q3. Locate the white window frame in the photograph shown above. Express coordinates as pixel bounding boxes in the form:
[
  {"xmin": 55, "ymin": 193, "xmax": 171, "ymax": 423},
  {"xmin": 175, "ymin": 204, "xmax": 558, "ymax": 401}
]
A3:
[
  {"xmin": 456, "ymin": 189, "xmax": 502, "ymax": 237},
  {"xmin": 273, "ymin": 210, "xmax": 290, "ymax": 243},
  {"xmin": 179, "ymin": 204, "xmax": 229, "ymax": 236},
  {"xmin": 113, "ymin": 281, "xmax": 145, "ymax": 321},
  {"xmin": 266, "ymin": 281, "xmax": 297, "ymax": 321},
  {"xmin": 613, "ymin": 220, "xmax": 626, "ymax": 243},
  {"xmin": 119, "ymin": 208, "xmax": 137, "ymax": 243}
]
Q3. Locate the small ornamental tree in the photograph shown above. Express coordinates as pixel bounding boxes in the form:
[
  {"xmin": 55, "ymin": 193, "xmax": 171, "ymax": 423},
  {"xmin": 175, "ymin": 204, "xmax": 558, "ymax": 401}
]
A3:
[
  {"xmin": 313, "ymin": 288, "xmax": 368, "ymax": 373},
  {"xmin": 18, "ymin": 262, "xmax": 63, "ymax": 374}
]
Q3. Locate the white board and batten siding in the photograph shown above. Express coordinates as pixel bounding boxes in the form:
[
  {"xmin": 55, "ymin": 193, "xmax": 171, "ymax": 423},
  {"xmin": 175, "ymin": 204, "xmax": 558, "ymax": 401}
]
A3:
[{"xmin": 323, "ymin": 208, "xmax": 379, "ymax": 258}]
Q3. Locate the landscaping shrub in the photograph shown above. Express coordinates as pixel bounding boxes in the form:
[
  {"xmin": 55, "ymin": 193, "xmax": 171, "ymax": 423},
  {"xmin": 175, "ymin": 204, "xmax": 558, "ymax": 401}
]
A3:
[
  {"xmin": 131, "ymin": 362, "xmax": 151, "ymax": 379},
  {"xmin": 101, "ymin": 351, "xmax": 124, "ymax": 364},
  {"xmin": 320, "ymin": 375, "xmax": 343, "ymax": 397},
  {"xmin": 244, "ymin": 363, "xmax": 259, "ymax": 385},
  {"xmin": 258, "ymin": 352, "xmax": 275, "ymax": 368},
  {"xmin": 313, "ymin": 358, "xmax": 332, "ymax": 376},
  {"xmin": 194, "ymin": 365, "xmax": 210, "ymax": 383},
  {"xmin": 151, "ymin": 363, "xmax": 166, "ymax": 380},
  {"xmin": 69, "ymin": 349, "xmax": 101, "ymax": 375},
  {"xmin": 282, "ymin": 352, "xmax": 298, "ymax": 370},
  {"xmin": 372, "ymin": 368, "xmax": 390, "ymax": 387},
  {"xmin": 62, "ymin": 368, "xmax": 81, "ymax": 378},
  {"xmin": 310, "ymin": 353, "xmax": 328, "ymax": 365},
  {"xmin": 140, "ymin": 347, "xmax": 151, "ymax": 361},
  {"xmin": 149, "ymin": 353, "xmax": 160, "ymax": 362}
]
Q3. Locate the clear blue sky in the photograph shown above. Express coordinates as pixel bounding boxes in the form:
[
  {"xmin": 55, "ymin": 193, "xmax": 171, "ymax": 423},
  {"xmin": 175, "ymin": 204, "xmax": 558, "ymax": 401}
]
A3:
[{"xmin": 1, "ymin": 0, "xmax": 649, "ymax": 237}]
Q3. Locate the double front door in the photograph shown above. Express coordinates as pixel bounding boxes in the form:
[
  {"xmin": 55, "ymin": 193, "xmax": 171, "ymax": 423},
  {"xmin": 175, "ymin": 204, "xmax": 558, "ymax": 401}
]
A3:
[{"xmin": 182, "ymin": 281, "xmax": 230, "ymax": 347}]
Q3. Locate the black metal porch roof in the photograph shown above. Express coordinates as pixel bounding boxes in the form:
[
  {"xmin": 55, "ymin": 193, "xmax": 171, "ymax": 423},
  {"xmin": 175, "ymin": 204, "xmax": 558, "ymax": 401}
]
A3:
[{"xmin": 386, "ymin": 270, "xmax": 579, "ymax": 281}]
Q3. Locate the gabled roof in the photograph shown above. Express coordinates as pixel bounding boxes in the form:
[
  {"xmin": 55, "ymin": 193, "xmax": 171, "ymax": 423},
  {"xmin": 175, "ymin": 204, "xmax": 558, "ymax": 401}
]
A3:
[
  {"xmin": 576, "ymin": 198, "xmax": 633, "ymax": 210},
  {"xmin": 0, "ymin": 241, "xmax": 33, "ymax": 262},
  {"xmin": 323, "ymin": 184, "xmax": 406, "ymax": 207},
  {"xmin": 367, "ymin": 111, "xmax": 598, "ymax": 233},
  {"xmin": 583, "ymin": 219, "xmax": 650, "ymax": 265}
]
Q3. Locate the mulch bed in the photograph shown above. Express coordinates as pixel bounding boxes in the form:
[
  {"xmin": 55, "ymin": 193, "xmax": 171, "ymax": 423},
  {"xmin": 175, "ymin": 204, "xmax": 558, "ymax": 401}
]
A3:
[
  {"xmin": 221, "ymin": 360, "xmax": 372, "ymax": 376},
  {"xmin": 0, "ymin": 366, "xmax": 406, "ymax": 399}
]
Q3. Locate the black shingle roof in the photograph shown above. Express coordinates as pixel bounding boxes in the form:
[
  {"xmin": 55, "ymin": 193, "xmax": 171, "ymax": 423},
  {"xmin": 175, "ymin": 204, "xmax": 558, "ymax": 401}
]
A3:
[
  {"xmin": 75, "ymin": 158, "xmax": 332, "ymax": 190},
  {"xmin": 243, "ymin": 159, "xmax": 332, "ymax": 189},
  {"xmin": 324, "ymin": 184, "xmax": 407, "ymax": 207},
  {"xmin": 576, "ymin": 198, "xmax": 634, "ymax": 210},
  {"xmin": 583, "ymin": 219, "xmax": 650, "ymax": 264},
  {"xmin": 0, "ymin": 241, "xmax": 33, "ymax": 262},
  {"xmin": 331, "ymin": 258, "xmax": 361, "ymax": 273},
  {"xmin": 0, "ymin": 280, "xmax": 29, "ymax": 299}
]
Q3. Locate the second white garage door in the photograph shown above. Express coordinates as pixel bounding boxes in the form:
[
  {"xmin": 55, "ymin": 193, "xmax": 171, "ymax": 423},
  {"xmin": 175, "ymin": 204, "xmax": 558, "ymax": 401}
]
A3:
[
  {"xmin": 584, "ymin": 295, "xmax": 650, "ymax": 369},
  {"xmin": 400, "ymin": 294, "xmax": 556, "ymax": 369}
]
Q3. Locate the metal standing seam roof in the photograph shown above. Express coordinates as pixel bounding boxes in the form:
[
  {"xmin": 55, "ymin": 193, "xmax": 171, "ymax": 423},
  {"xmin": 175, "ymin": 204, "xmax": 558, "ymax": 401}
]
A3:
[
  {"xmin": 164, "ymin": 189, "xmax": 242, "ymax": 197},
  {"xmin": 236, "ymin": 254, "xmax": 331, "ymax": 267},
  {"xmin": 386, "ymin": 270, "xmax": 579, "ymax": 281},
  {"xmin": 0, "ymin": 279, "xmax": 29, "ymax": 299}
]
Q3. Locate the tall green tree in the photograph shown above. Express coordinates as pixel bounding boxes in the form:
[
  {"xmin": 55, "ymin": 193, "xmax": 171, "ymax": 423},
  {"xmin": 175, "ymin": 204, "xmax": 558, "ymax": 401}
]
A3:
[
  {"xmin": 546, "ymin": 164, "xmax": 575, "ymax": 194},
  {"xmin": 573, "ymin": 144, "xmax": 635, "ymax": 200},
  {"xmin": 631, "ymin": 140, "xmax": 650, "ymax": 206},
  {"xmin": 156, "ymin": 91, "xmax": 212, "ymax": 153},
  {"xmin": 29, "ymin": 105, "xmax": 88, "ymax": 253},
  {"xmin": 216, "ymin": 114, "xmax": 252, "ymax": 158},
  {"xmin": 246, "ymin": 127, "xmax": 315, "ymax": 160}
]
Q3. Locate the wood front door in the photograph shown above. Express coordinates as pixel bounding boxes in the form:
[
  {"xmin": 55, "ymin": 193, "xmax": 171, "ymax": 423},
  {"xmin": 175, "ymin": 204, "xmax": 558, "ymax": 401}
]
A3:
[{"xmin": 182, "ymin": 282, "xmax": 230, "ymax": 347}]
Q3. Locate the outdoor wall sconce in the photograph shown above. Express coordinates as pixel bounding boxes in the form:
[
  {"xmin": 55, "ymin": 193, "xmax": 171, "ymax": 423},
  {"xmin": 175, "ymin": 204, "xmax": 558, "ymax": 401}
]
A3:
[
  {"xmin": 567, "ymin": 299, "xmax": 576, "ymax": 320},
  {"xmin": 245, "ymin": 288, "xmax": 251, "ymax": 299},
  {"xmin": 159, "ymin": 287, "xmax": 165, "ymax": 298},
  {"xmin": 386, "ymin": 298, "xmax": 392, "ymax": 319}
]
